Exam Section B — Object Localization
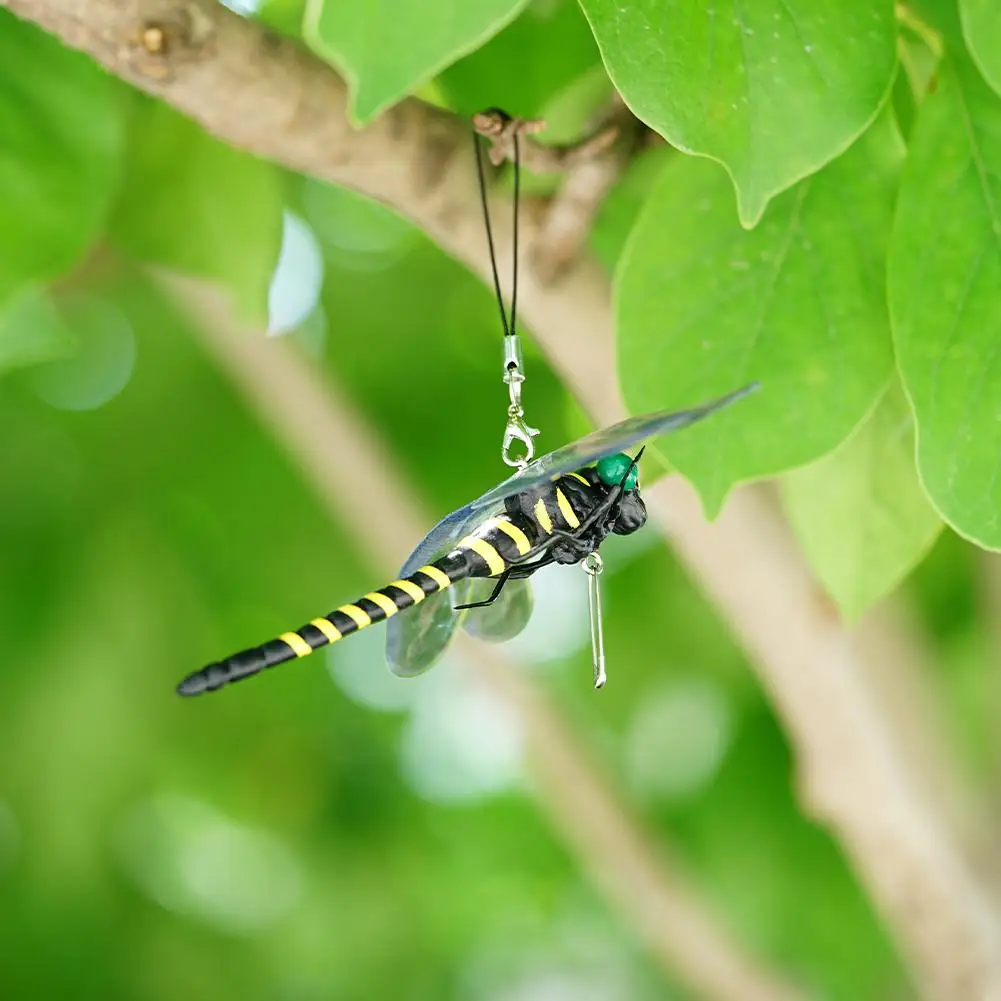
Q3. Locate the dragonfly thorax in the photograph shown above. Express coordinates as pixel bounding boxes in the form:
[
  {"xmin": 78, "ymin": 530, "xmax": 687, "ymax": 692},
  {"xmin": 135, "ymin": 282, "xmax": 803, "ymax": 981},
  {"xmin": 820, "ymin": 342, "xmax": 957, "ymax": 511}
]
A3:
[{"xmin": 514, "ymin": 466, "xmax": 648, "ymax": 566}]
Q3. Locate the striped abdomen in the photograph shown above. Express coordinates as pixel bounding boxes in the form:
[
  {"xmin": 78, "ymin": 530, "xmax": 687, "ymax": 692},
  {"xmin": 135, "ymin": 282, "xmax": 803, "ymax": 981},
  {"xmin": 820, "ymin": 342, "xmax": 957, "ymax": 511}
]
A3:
[{"xmin": 176, "ymin": 514, "xmax": 539, "ymax": 696}]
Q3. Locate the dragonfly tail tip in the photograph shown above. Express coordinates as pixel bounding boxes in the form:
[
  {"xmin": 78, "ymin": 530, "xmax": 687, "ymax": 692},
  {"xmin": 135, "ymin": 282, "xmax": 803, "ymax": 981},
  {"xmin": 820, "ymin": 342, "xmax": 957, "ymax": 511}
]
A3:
[{"xmin": 176, "ymin": 672, "xmax": 207, "ymax": 697}]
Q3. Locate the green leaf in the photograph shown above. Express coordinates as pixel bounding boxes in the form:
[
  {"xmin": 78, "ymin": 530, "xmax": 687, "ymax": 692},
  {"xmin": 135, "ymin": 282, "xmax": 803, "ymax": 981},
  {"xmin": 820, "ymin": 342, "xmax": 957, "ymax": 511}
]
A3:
[
  {"xmin": 109, "ymin": 97, "xmax": 282, "ymax": 318},
  {"xmin": 0, "ymin": 10, "xmax": 122, "ymax": 302},
  {"xmin": 617, "ymin": 111, "xmax": 901, "ymax": 516},
  {"xmin": 0, "ymin": 287, "xmax": 76, "ymax": 376},
  {"xmin": 961, "ymin": 0, "xmax": 1001, "ymax": 98},
  {"xmin": 782, "ymin": 383, "xmax": 943, "ymax": 622},
  {"xmin": 305, "ymin": 0, "xmax": 529, "ymax": 124},
  {"xmin": 577, "ymin": 0, "xmax": 897, "ymax": 226},
  {"xmin": 437, "ymin": 0, "xmax": 601, "ymax": 120},
  {"xmin": 889, "ymin": 54, "xmax": 1001, "ymax": 549}
]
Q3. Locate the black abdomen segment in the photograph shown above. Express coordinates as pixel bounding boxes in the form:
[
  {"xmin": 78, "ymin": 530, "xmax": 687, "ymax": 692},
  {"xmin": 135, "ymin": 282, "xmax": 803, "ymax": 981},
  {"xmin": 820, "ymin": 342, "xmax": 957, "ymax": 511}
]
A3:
[{"xmin": 176, "ymin": 556, "xmax": 466, "ymax": 696}]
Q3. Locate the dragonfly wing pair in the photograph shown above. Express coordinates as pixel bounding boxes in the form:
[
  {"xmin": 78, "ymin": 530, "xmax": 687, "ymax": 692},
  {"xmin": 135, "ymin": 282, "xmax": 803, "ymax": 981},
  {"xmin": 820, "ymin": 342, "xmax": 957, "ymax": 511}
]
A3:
[
  {"xmin": 385, "ymin": 504, "xmax": 532, "ymax": 677},
  {"xmin": 386, "ymin": 383, "xmax": 758, "ymax": 677}
]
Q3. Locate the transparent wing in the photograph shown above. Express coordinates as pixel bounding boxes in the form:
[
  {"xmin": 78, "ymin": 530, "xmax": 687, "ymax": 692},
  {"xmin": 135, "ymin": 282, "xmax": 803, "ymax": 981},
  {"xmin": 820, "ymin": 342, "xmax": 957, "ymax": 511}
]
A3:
[
  {"xmin": 386, "ymin": 576, "xmax": 536, "ymax": 678},
  {"xmin": 460, "ymin": 578, "xmax": 533, "ymax": 642},
  {"xmin": 465, "ymin": 383, "xmax": 759, "ymax": 515},
  {"xmin": 386, "ymin": 580, "xmax": 471, "ymax": 678},
  {"xmin": 397, "ymin": 502, "xmax": 490, "ymax": 577},
  {"xmin": 387, "ymin": 498, "xmax": 511, "ymax": 678}
]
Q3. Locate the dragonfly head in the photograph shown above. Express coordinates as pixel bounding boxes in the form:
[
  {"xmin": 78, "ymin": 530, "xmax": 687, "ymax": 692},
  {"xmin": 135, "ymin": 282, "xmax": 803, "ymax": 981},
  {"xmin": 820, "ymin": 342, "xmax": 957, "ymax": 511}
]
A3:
[
  {"xmin": 595, "ymin": 452, "xmax": 640, "ymax": 492},
  {"xmin": 610, "ymin": 490, "xmax": 647, "ymax": 536},
  {"xmin": 593, "ymin": 451, "xmax": 647, "ymax": 537}
]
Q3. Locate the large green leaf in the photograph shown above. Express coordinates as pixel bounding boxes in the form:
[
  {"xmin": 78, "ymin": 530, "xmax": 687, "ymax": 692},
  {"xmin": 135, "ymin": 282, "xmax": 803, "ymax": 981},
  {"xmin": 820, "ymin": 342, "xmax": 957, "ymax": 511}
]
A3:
[
  {"xmin": 960, "ymin": 0, "xmax": 1001, "ymax": 98},
  {"xmin": 305, "ymin": 0, "xmax": 529, "ymax": 124},
  {"xmin": 889, "ymin": 54, "xmax": 1001, "ymax": 548},
  {"xmin": 109, "ymin": 98, "xmax": 282, "ymax": 317},
  {"xmin": 437, "ymin": 0, "xmax": 601, "ymax": 120},
  {"xmin": 0, "ymin": 11, "xmax": 121, "ymax": 305},
  {"xmin": 782, "ymin": 383, "xmax": 943, "ymax": 622},
  {"xmin": 617, "ymin": 111, "xmax": 901, "ymax": 517},
  {"xmin": 576, "ymin": 0, "xmax": 897, "ymax": 226}
]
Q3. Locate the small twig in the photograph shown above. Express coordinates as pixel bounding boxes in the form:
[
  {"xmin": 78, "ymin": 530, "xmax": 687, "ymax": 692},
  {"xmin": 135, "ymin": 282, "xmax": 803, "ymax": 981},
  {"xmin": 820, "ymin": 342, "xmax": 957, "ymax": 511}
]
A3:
[
  {"xmin": 472, "ymin": 107, "xmax": 618, "ymax": 173},
  {"xmin": 533, "ymin": 100, "xmax": 643, "ymax": 282}
]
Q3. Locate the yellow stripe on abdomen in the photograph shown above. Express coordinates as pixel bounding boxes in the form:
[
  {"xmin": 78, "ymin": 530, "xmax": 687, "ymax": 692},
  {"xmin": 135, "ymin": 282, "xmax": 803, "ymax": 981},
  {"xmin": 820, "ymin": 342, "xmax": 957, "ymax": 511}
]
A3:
[
  {"xmin": 365, "ymin": 591, "xmax": 399, "ymax": 617},
  {"xmin": 460, "ymin": 535, "xmax": 506, "ymax": 576},
  {"xmin": 568, "ymin": 472, "xmax": 589, "ymax": 486},
  {"xmin": 495, "ymin": 518, "xmax": 531, "ymax": 556},
  {"xmin": 339, "ymin": 604, "xmax": 372, "ymax": 629},
  {"xmin": 391, "ymin": 579, "xmax": 426, "ymax": 603},
  {"xmin": 534, "ymin": 498, "xmax": 553, "ymax": 534},
  {"xmin": 555, "ymin": 488, "xmax": 580, "ymax": 529},
  {"xmin": 311, "ymin": 617, "xmax": 342, "ymax": 643},
  {"xmin": 279, "ymin": 631, "xmax": 312, "ymax": 657},
  {"xmin": 418, "ymin": 565, "xmax": 451, "ymax": 589}
]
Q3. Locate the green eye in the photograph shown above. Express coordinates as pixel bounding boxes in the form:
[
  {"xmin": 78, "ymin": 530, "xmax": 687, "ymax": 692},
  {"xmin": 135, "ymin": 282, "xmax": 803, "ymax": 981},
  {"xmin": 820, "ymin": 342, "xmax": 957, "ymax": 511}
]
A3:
[{"xmin": 595, "ymin": 453, "xmax": 639, "ymax": 491}]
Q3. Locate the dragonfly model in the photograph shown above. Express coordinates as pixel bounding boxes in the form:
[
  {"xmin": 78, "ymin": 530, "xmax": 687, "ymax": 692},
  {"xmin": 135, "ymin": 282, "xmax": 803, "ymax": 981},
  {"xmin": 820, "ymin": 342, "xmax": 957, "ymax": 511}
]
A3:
[{"xmin": 176, "ymin": 382, "xmax": 757, "ymax": 697}]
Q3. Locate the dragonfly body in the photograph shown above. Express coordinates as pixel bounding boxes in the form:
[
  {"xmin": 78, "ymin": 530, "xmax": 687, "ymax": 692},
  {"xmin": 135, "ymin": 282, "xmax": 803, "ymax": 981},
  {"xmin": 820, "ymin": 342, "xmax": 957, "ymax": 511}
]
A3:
[
  {"xmin": 177, "ymin": 384, "xmax": 757, "ymax": 696},
  {"xmin": 177, "ymin": 469, "xmax": 645, "ymax": 696}
]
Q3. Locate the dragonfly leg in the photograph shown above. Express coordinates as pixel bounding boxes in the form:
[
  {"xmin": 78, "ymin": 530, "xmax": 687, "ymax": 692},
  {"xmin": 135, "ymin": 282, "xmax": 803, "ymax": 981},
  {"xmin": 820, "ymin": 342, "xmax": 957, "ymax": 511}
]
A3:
[
  {"xmin": 508, "ymin": 552, "xmax": 558, "ymax": 578},
  {"xmin": 550, "ymin": 527, "xmax": 591, "ymax": 545},
  {"xmin": 547, "ymin": 528, "xmax": 598, "ymax": 564},
  {"xmin": 454, "ymin": 552, "xmax": 557, "ymax": 610},
  {"xmin": 454, "ymin": 569, "xmax": 513, "ymax": 610}
]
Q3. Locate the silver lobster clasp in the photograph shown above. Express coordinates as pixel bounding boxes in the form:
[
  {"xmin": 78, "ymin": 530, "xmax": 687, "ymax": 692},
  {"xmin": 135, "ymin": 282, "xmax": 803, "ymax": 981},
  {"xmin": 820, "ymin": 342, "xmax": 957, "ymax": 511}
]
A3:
[{"xmin": 502, "ymin": 407, "xmax": 540, "ymax": 468}]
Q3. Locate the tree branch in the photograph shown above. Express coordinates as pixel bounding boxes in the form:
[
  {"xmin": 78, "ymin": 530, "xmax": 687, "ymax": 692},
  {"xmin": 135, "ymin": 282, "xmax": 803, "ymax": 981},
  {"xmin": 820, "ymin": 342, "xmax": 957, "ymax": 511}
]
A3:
[
  {"xmin": 159, "ymin": 270, "xmax": 807, "ymax": 1001},
  {"xmin": 7, "ymin": 0, "xmax": 1001, "ymax": 997}
]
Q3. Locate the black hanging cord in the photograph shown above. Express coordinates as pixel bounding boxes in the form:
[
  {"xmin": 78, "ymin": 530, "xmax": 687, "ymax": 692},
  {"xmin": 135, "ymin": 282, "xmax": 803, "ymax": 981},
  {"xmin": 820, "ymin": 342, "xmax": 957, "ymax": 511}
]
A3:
[
  {"xmin": 472, "ymin": 124, "xmax": 521, "ymax": 340},
  {"xmin": 510, "ymin": 131, "xmax": 520, "ymax": 339}
]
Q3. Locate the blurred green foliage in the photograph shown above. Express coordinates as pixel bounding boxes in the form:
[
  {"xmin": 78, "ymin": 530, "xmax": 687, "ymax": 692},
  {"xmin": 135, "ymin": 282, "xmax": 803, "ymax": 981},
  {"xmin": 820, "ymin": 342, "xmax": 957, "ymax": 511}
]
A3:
[
  {"xmin": 0, "ymin": 164, "xmax": 919, "ymax": 1001},
  {"xmin": 1, "ymin": 0, "xmax": 1000, "ymax": 999}
]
